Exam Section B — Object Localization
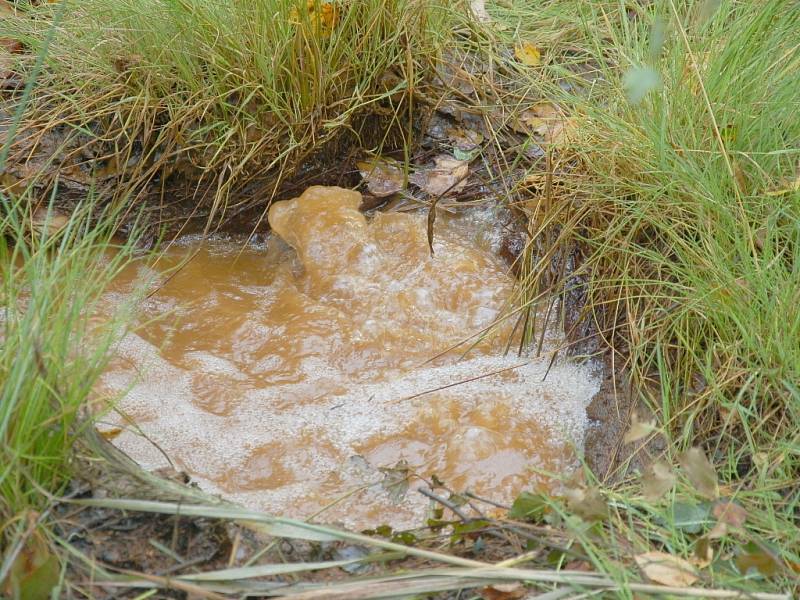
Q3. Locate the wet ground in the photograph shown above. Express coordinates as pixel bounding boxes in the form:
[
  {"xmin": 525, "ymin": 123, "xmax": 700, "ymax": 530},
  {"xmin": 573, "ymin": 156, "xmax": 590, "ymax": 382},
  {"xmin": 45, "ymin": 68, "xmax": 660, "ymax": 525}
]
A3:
[{"xmin": 94, "ymin": 186, "xmax": 602, "ymax": 530}]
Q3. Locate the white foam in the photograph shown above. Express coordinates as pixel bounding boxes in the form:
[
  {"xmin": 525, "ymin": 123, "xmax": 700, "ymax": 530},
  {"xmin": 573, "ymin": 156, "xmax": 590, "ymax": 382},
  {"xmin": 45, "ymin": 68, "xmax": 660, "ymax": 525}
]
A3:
[{"xmin": 100, "ymin": 193, "xmax": 602, "ymax": 530}]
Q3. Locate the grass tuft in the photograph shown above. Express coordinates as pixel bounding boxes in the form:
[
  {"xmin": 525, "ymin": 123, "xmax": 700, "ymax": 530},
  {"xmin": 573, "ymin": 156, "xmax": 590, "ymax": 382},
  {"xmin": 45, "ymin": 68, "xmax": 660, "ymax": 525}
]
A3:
[{"xmin": 3, "ymin": 0, "xmax": 445, "ymax": 218}]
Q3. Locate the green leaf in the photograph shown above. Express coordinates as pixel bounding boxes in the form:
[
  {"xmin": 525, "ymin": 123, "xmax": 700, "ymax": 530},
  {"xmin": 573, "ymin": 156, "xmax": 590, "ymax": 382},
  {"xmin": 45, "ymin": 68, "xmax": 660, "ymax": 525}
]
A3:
[
  {"xmin": 508, "ymin": 491, "xmax": 550, "ymax": 521},
  {"xmin": 669, "ymin": 501, "xmax": 712, "ymax": 534},
  {"xmin": 391, "ymin": 531, "xmax": 417, "ymax": 545}
]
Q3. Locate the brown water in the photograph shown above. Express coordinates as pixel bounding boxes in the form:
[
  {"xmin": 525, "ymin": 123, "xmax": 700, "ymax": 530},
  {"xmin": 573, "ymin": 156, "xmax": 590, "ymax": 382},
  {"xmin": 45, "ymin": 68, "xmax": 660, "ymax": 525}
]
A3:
[{"xmin": 96, "ymin": 186, "xmax": 601, "ymax": 529}]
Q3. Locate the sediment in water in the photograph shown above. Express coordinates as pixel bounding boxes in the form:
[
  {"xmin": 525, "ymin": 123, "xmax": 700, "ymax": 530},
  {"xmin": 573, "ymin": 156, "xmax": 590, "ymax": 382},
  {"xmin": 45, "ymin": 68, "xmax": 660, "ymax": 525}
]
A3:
[{"xmin": 96, "ymin": 186, "xmax": 602, "ymax": 529}]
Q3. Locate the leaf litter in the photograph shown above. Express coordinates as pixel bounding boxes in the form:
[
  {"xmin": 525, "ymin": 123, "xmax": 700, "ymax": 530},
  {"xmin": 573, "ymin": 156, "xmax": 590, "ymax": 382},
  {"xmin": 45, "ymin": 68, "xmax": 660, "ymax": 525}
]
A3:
[
  {"xmin": 356, "ymin": 156, "xmax": 405, "ymax": 197},
  {"xmin": 635, "ymin": 551, "xmax": 699, "ymax": 587},
  {"xmin": 641, "ymin": 459, "xmax": 676, "ymax": 502},
  {"xmin": 514, "ymin": 41, "xmax": 541, "ymax": 67},
  {"xmin": 679, "ymin": 447, "xmax": 719, "ymax": 499},
  {"xmin": 408, "ymin": 154, "xmax": 469, "ymax": 197}
]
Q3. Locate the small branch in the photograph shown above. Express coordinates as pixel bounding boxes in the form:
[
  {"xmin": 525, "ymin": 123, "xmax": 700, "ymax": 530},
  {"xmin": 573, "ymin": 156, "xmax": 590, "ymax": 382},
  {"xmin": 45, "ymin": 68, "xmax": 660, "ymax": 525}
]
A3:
[{"xmin": 418, "ymin": 486, "xmax": 472, "ymax": 522}]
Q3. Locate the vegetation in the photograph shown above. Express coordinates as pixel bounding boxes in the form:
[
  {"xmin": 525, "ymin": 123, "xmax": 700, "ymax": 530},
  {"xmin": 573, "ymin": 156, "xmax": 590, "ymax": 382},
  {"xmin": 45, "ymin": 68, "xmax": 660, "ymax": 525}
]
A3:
[
  {"xmin": 4, "ymin": 0, "xmax": 444, "ymax": 216},
  {"xmin": 1, "ymin": 0, "xmax": 799, "ymax": 597},
  {"xmin": 0, "ymin": 194, "xmax": 145, "ymax": 595},
  {"xmin": 491, "ymin": 0, "xmax": 800, "ymax": 593}
]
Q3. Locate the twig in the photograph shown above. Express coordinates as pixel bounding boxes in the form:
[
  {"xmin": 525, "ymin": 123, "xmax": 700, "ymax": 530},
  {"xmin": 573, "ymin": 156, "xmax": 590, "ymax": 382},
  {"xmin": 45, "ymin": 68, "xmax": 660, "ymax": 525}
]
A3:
[
  {"xmin": 393, "ymin": 361, "xmax": 529, "ymax": 403},
  {"xmin": 418, "ymin": 487, "xmax": 472, "ymax": 522}
]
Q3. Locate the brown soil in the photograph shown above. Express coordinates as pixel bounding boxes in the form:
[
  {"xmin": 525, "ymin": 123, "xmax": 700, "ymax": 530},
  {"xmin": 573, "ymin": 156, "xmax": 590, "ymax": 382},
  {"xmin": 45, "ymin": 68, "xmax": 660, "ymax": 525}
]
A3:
[{"xmin": 583, "ymin": 357, "xmax": 666, "ymax": 483}]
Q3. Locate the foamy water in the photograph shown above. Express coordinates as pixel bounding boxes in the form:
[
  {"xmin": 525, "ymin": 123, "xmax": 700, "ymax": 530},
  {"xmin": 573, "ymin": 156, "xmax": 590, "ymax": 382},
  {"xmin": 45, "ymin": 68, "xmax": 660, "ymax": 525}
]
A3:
[{"xmin": 96, "ymin": 186, "xmax": 601, "ymax": 529}]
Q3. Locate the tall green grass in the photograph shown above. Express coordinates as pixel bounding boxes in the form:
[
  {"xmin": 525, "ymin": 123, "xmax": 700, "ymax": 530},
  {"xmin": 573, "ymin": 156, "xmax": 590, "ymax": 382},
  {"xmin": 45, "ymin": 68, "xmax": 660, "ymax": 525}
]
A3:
[
  {"xmin": 0, "ymin": 195, "xmax": 143, "ymax": 531},
  {"xmin": 472, "ymin": 0, "xmax": 800, "ymax": 592},
  {"xmin": 5, "ymin": 0, "xmax": 445, "ymax": 215},
  {"xmin": 565, "ymin": 0, "xmax": 800, "ymax": 467}
]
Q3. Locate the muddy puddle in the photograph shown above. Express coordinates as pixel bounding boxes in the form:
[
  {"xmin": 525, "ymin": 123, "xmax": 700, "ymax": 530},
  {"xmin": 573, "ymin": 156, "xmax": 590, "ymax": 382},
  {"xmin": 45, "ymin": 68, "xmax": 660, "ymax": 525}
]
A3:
[{"xmin": 96, "ymin": 186, "xmax": 601, "ymax": 530}]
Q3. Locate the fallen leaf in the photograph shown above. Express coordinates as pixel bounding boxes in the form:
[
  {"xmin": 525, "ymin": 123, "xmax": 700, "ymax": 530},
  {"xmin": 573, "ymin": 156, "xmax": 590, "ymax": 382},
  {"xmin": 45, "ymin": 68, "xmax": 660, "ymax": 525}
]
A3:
[
  {"xmin": 447, "ymin": 126, "xmax": 484, "ymax": 151},
  {"xmin": 641, "ymin": 459, "xmax": 676, "ymax": 502},
  {"xmin": 514, "ymin": 41, "xmax": 541, "ymax": 66},
  {"xmin": 712, "ymin": 500, "xmax": 746, "ymax": 527},
  {"xmin": 709, "ymin": 500, "xmax": 746, "ymax": 538},
  {"xmin": 679, "ymin": 447, "xmax": 719, "ymax": 499},
  {"xmin": 508, "ymin": 491, "xmax": 549, "ymax": 521},
  {"xmin": 2, "ymin": 516, "xmax": 60, "ymax": 600},
  {"xmin": 736, "ymin": 543, "xmax": 781, "ymax": 577},
  {"xmin": 98, "ymin": 427, "xmax": 123, "ymax": 441},
  {"xmin": 470, "ymin": 0, "xmax": 491, "ymax": 23},
  {"xmin": 409, "ymin": 155, "xmax": 469, "ymax": 197},
  {"xmin": 635, "ymin": 551, "xmax": 699, "ymax": 587},
  {"xmin": 518, "ymin": 103, "xmax": 575, "ymax": 145},
  {"xmin": 563, "ymin": 560, "xmax": 593, "ymax": 572},
  {"xmin": 1, "ymin": 38, "xmax": 23, "ymax": 54},
  {"xmin": 707, "ymin": 521, "xmax": 727, "ymax": 540},
  {"xmin": 379, "ymin": 459, "xmax": 410, "ymax": 503},
  {"xmin": 356, "ymin": 156, "xmax": 405, "ymax": 198},
  {"xmin": 564, "ymin": 487, "xmax": 608, "ymax": 521},
  {"xmin": 479, "ymin": 582, "xmax": 526, "ymax": 600},
  {"xmin": 692, "ymin": 537, "xmax": 714, "ymax": 569},
  {"xmin": 624, "ymin": 412, "xmax": 658, "ymax": 444},
  {"xmin": 670, "ymin": 501, "xmax": 711, "ymax": 534}
]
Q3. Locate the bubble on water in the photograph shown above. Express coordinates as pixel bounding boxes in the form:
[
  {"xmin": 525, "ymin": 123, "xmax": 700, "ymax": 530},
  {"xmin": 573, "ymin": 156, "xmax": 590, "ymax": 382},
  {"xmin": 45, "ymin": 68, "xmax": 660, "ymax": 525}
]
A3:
[{"xmin": 101, "ymin": 187, "xmax": 602, "ymax": 530}]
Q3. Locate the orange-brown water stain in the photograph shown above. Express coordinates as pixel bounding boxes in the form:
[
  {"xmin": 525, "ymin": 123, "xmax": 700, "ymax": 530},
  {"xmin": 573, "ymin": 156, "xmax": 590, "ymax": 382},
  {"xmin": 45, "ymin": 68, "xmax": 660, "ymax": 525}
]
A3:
[{"xmin": 97, "ymin": 186, "xmax": 601, "ymax": 529}]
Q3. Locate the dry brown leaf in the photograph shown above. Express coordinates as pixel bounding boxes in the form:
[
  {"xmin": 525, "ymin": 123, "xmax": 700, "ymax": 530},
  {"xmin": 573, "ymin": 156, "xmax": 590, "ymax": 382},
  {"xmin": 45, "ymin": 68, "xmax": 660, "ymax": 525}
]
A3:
[
  {"xmin": 356, "ymin": 157, "xmax": 405, "ymax": 198},
  {"xmin": 98, "ymin": 427, "xmax": 124, "ymax": 441},
  {"xmin": 708, "ymin": 500, "xmax": 746, "ymax": 538},
  {"xmin": 712, "ymin": 500, "xmax": 746, "ymax": 527},
  {"xmin": 519, "ymin": 103, "xmax": 575, "ymax": 145},
  {"xmin": 641, "ymin": 459, "xmax": 676, "ymax": 502},
  {"xmin": 623, "ymin": 412, "xmax": 657, "ymax": 444},
  {"xmin": 736, "ymin": 548, "xmax": 781, "ymax": 577},
  {"xmin": 635, "ymin": 551, "xmax": 699, "ymax": 587},
  {"xmin": 679, "ymin": 447, "xmax": 719, "ymax": 499},
  {"xmin": 479, "ymin": 582, "xmax": 526, "ymax": 600},
  {"xmin": 514, "ymin": 41, "xmax": 541, "ymax": 66},
  {"xmin": 409, "ymin": 155, "xmax": 468, "ymax": 197},
  {"xmin": 1, "ymin": 37, "xmax": 23, "ymax": 54},
  {"xmin": 448, "ymin": 126, "xmax": 484, "ymax": 150}
]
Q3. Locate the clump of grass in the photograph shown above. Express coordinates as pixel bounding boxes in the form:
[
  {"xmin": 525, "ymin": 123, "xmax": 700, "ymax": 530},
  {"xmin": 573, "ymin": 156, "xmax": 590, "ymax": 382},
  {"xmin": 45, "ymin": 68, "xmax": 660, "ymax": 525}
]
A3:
[
  {"xmin": 4, "ymin": 0, "xmax": 445, "ymax": 217},
  {"xmin": 458, "ymin": 0, "xmax": 799, "ymax": 593},
  {"xmin": 0, "ymin": 194, "xmax": 143, "ymax": 539},
  {"xmin": 559, "ymin": 0, "xmax": 800, "ymax": 469}
]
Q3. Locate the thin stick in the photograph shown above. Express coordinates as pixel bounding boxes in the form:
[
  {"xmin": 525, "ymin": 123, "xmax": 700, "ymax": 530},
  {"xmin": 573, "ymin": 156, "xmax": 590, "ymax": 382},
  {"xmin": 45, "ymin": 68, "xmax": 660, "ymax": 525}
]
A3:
[
  {"xmin": 418, "ymin": 486, "xmax": 471, "ymax": 522},
  {"xmin": 393, "ymin": 362, "xmax": 529, "ymax": 403}
]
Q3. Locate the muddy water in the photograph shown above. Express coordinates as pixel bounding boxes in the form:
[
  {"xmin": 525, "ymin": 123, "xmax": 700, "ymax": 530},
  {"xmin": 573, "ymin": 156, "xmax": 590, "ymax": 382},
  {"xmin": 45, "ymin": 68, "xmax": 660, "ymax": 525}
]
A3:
[{"xmin": 97, "ymin": 186, "xmax": 601, "ymax": 529}]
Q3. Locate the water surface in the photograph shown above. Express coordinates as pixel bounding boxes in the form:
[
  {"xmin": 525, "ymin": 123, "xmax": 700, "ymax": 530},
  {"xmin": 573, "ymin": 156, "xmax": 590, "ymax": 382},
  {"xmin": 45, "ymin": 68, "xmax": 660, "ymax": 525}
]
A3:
[{"xmin": 97, "ymin": 186, "xmax": 601, "ymax": 529}]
